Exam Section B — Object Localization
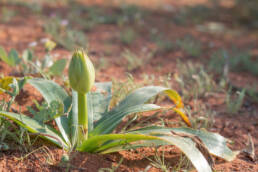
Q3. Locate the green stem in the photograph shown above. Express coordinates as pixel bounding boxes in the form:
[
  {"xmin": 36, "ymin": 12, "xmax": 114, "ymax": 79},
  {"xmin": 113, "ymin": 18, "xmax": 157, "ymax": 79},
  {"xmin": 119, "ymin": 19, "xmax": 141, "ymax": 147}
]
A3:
[{"xmin": 78, "ymin": 93, "xmax": 88, "ymax": 141}]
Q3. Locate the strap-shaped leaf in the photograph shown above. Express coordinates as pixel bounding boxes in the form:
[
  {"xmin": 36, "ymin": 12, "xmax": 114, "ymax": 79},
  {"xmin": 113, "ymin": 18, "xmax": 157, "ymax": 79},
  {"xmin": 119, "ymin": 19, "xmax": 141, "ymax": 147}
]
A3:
[
  {"xmin": 90, "ymin": 104, "xmax": 161, "ymax": 136},
  {"xmin": 115, "ymin": 86, "xmax": 181, "ymax": 110},
  {"xmin": 171, "ymin": 127, "xmax": 239, "ymax": 161},
  {"xmin": 28, "ymin": 78, "xmax": 71, "ymax": 146},
  {"xmin": 78, "ymin": 133, "xmax": 212, "ymax": 172},
  {"xmin": 0, "ymin": 111, "xmax": 67, "ymax": 149},
  {"xmin": 94, "ymin": 86, "xmax": 191, "ymax": 135},
  {"xmin": 78, "ymin": 133, "xmax": 158, "ymax": 152},
  {"xmin": 128, "ymin": 126, "xmax": 238, "ymax": 161},
  {"xmin": 159, "ymin": 135, "xmax": 212, "ymax": 172}
]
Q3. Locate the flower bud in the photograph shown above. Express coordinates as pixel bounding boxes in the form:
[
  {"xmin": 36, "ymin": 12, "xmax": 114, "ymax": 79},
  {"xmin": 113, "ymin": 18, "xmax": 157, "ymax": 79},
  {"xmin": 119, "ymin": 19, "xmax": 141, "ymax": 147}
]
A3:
[{"xmin": 68, "ymin": 50, "xmax": 95, "ymax": 94}]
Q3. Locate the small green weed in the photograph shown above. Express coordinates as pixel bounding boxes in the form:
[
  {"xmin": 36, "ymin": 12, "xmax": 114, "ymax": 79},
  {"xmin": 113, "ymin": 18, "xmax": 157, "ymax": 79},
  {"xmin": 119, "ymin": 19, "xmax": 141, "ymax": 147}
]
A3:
[
  {"xmin": 110, "ymin": 74, "xmax": 138, "ymax": 108},
  {"xmin": 246, "ymin": 86, "xmax": 258, "ymax": 103},
  {"xmin": 119, "ymin": 4, "xmax": 145, "ymax": 26},
  {"xmin": 0, "ymin": 47, "xmax": 20, "ymax": 67},
  {"xmin": 172, "ymin": 153, "xmax": 192, "ymax": 172},
  {"xmin": 68, "ymin": 6, "xmax": 107, "ymax": 31},
  {"xmin": 208, "ymin": 49, "xmax": 229, "ymax": 77},
  {"xmin": 28, "ymin": 100, "xmax": 65, "ymax": 124},
  {"xmin": 173, "ymin": 5, "xmax": 213, "ymax": 25},
  {"xmin": 0, "ymin": 77, "xmax": 35, "ymax": 152},
  {"xmin": 141, "ymin": 73, "xmax": 172, "ymax": 88},
  {"xmin": 122, "ymin": 49, "xmax": 153, "ymax": 72},
  {"xmin": 156, "ymin": 40, "xmax": 175, "ymax": 54},
  {"xmin": 98, "ymin": 157, "xmax": 124, "ymax": 172},
  {"xmin": 177, "ymin": 36, "xmax": 202, "ymax": 57},
  {"xmin": 5, "ymin": 0, "xmax": 42, "ymax": 14},
  {"xmin": 94, "ymin": 57, "xmax": 109, "ymax": 72},
  {"xmin": 209, "ymin": 49, "xmax": 258, "ymax": 76},
  {"xmin": 120, "ymin": 28, "xmax": 137, "ymax": 45},
  {"xmin": 44, "ymin": 17, "xmax": 87, "ymax": 50},
  {"xmin": 0, "ymin": 117, "xmax": 34, "ymax": 152},
  {"xmin": 226, "ymin": 87, "xmax": 245, "ymax": 114},
  {"xmin": 175, "ymin": 61, "xmax": 216, "ymax": 100},
  {"xmin": 110, "ymin": 73, "xmax": 172, "ymax": 110},
  {"xmin": 147, "ymin": 149, "xmax": 170, "ymax": 172},
  {"xmin": 68, "ymin": 4, "xmax": 145, "ymax": 31},
  {"xmin": 231, "ymin": 0, "xmax": 258, "ymax": 28},
  {"xmin": 0, "ymin": 44, "xmax": 67, "ymax": 78},
  {"xmin": 0, "ymin": 7, "xmax": 16, "ymax": 23},
  {"xmin": 185, "ymin": 102, "xmax": 215, "ymax": 129},
  {"xmin": 150, "ymin": 31, "xmax": 176, "ymax": 53}
]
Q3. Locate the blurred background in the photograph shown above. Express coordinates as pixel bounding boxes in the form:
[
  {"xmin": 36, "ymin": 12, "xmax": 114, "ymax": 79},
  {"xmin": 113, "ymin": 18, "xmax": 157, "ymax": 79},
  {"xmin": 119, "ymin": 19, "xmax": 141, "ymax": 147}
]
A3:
[{"xmin": 0, "ymin": 0, "xmax": 257, "ymax": 87}]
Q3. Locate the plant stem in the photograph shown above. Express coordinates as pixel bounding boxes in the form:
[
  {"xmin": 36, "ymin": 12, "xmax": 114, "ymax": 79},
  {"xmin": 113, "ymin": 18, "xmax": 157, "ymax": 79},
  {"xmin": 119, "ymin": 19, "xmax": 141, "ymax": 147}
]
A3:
[{"xmin": 78, "ymin": 93, "xmax": 88, "ymax": 141}]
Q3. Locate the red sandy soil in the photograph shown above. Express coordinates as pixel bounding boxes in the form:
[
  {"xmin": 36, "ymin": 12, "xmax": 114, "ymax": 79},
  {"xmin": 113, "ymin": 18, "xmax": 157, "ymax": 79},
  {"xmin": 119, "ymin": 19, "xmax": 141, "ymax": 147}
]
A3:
[{"xmin": 0, "ymin": 0, "xmax": 257, "ymax": 171}]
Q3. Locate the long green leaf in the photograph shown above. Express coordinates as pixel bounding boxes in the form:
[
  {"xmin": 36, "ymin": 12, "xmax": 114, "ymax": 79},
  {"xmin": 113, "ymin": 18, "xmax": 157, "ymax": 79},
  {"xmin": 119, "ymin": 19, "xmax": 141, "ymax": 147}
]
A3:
[
  {"xmin": 0, "ymin": 111, "xmax": 67, "ymax": 149},
  {"xmin": 115, "ymin": 86, "xmax": 181, "ymax": 110},
  {"xmin": 28, "ymin": 78, "xmax": 71, "ymax": 146},
  {"xmin": 78, "ymin": 133, "xmax": 158, "ymax": 152},
  {"xmin": 159, "ymin": 135, "xmax": 212, "ymax": 172},
  {"xmin": 172, "ymin": 128, "xmax": 238, "ymax": 161},
  {"xmin": 95, "ymin": 86, "xmax": 169, "ymax": 126},
  {"xmin": 93, "ymin": 86, "xmax": 190, "ymax": 135},
  {"xmin": 79, "ymin": 133, "xmax": 212, "ymax": 172},
  {"xmin": 90, "ymin": 104, "xmax": 161, "ymax": 136},
  {"xmin": 97, "ymin": 86, "xmax": 190, "ymax": 126},
  {"xmin": 128, "ymin": 126, "xmax": 238, "ymax": 161}
]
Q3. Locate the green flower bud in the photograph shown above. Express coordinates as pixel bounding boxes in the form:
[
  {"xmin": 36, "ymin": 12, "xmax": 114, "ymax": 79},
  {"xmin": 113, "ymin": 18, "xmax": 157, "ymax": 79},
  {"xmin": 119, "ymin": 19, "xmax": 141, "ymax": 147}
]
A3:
[{"xmin": 68, "ymin": 50, "xmax": 95, "ymax": 94}]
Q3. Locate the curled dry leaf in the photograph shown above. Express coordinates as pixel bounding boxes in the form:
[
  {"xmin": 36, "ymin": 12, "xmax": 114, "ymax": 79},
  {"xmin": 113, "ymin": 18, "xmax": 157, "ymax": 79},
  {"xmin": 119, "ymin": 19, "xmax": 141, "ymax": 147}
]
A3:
[
  {"xmin": 243, "ymin": 133, "xmax": 256, "ymax": 162},
  {"xmin": 170, "ymin": 130, "xmax": 214, "ymax": 168}
]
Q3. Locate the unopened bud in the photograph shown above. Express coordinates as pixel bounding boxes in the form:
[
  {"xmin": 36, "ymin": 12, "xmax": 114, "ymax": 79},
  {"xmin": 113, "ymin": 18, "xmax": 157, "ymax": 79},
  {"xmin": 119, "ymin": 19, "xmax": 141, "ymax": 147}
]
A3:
[{"xmin": 68, "ymin": 50, "xmax": 95, "ymax": 94}]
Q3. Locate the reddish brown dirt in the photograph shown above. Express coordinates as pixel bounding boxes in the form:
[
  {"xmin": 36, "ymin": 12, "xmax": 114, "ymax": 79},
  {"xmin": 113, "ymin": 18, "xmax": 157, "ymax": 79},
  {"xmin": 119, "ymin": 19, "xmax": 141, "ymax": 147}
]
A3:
[{"xmin": 0, "ymin": 1, "xmax": 258, "ymax": 171}]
